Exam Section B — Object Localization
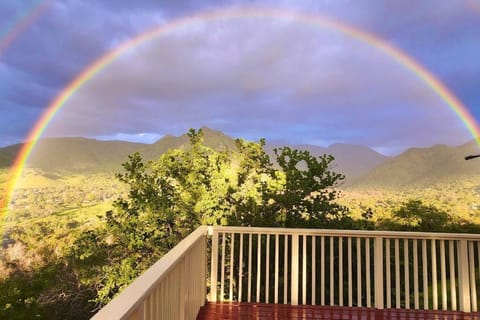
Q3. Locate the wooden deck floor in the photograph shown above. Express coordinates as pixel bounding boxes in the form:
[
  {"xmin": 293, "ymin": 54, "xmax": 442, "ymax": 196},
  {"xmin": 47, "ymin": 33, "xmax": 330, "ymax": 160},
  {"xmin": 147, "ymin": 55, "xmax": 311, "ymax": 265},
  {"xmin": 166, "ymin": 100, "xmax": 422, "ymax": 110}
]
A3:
[{"xmin": 197, "ymin": 302, "xmax": 480, "ymax": 320}]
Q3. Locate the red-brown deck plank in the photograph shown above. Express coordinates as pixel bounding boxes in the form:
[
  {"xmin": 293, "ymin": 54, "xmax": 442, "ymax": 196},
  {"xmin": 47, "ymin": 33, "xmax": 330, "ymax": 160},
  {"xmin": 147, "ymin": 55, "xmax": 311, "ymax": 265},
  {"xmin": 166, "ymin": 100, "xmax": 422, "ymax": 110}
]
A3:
[{"xmin": 197, "ymin": 302, "xmax": 480, "ymax": 320}]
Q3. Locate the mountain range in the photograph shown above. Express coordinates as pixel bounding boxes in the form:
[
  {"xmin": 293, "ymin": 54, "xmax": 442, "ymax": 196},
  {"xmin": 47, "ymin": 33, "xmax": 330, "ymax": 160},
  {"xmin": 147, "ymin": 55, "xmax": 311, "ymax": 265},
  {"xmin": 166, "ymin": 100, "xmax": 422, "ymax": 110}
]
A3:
[
  {"xmin": 348, "ymin": 140, "xmax": 480, "ymax": 189},
  {"xmin": 1, "ymin": 127, "xmax": 479, "ymax": 188}
]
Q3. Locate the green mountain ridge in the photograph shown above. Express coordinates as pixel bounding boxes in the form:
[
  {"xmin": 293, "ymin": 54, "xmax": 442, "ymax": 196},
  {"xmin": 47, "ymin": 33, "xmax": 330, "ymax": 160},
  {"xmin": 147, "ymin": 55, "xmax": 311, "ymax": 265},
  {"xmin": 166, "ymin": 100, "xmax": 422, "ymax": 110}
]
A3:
[
  {"xmin": 264, "ymin": 142, "xmax": 388, "ymax": 179},
  {"xmin": 0, "ymin": 128, "xmax": 240, "ymax": 174},
  {"xmin": 2, "ymin": 128, "xmax": 479, "ymax": 187},
  {"xmin": 0, "ymin": 128, "xmax": 386, "ymax": 178},
  {"xmin": 0, "ymin": 143, "xmax": 22, "ymax": 168},
  {"xmin": 349, "ymin": 140, "xmax": 480, "ymax": 189}
]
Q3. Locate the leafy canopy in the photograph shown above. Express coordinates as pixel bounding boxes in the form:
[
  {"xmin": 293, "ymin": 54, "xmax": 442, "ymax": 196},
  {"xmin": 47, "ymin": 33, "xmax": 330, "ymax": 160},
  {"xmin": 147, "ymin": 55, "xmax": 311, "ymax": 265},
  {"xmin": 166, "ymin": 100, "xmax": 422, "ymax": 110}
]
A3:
[{"xmin": 70, "ymin": 128, "xmax": 348, "ymax": 305}]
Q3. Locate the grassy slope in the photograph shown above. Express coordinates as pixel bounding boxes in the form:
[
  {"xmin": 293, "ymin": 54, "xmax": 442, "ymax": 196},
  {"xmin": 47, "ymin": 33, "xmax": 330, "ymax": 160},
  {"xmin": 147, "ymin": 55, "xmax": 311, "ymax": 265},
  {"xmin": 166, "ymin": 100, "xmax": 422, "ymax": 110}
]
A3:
[
  {"xmin": 2, "ymin": 137, "xmax": 479, "ymax": 254},
  {"xmin": 340, "ymin": 175, "xmax": 480, "ymax": 223},
  {"xmin": 4, "ymin": 169, "xmax": 121, "ymax": 229},
  {"xmin": 349, "ymin": 141, "xmax": 480, "ymax": 188}
]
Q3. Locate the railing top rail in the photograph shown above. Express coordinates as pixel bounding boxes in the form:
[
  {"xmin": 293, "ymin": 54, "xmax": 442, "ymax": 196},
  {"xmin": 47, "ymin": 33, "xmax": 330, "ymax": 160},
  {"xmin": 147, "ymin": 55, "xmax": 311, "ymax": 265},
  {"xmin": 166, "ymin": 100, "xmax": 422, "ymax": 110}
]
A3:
[
  {"xmin": 91, "ymin": 226, "xmax": 208, "ymax": 320},
  {"xmin": 208, "ymin": 226, "xmax": 480, "ymax": 240}
]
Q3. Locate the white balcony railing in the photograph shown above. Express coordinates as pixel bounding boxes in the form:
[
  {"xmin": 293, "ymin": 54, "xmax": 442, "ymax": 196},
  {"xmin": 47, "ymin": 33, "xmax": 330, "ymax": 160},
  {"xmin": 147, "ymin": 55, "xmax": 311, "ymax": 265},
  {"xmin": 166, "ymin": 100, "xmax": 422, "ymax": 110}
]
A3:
[
  {"xmin": 210, "ymin": 226, "xmax": 480, "ymax": 313},
  {"xmin": 91, "ymin": 226, "xmax": 208, "ymax": 320},
  {"xmin": 92, "ymin": 226, "xmax": 480, "ymax": 319}
]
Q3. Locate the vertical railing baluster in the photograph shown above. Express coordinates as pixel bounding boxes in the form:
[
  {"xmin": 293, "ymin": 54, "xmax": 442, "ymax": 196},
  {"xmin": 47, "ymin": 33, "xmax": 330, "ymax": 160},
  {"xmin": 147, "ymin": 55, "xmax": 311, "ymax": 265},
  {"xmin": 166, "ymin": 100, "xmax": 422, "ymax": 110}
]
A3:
[
  {"xmin": 221, "ymin": 233, "xmax": 226, "ymax": 302},
  {"xmin": 203, "ymin": 237, "xmax": 208, "ymax": 315},
  {"xmin": 469, "ymin": 241, "xmax": 477, "ymax": 312},
  {"xmin": 303, "ymin": 235, "xmax": 307, "ymax": 305},
  {"xmin": 238, "ymin": 233, "xmax": 243, "ymax": 302},
  {"xmin": 193, "ymin": 245, "xmax": 198, "ymax": 319},
  {"xmin": 179, "ymin": 255, "xmax": 185, "ymax": 319},
  {"xmin": 458, "ymin": 239, "xmax": 471, "ymax": 312},
  {"xmin": 284, "ymin": 235, "xmax": 289, "ymax": 304},
  {"xmin": 478, "ymin": 242, "xmax": 480, "ymax": 311},
  {"xmin": 160, "ymin": 276, "xmax": 165, "ymax": 318},
  {"xmin": 292, "ymin": 234, "xmax": 299, "ymax": 305},
  {"xmin": 321, "ymin": 236, "xmax": 325, "ymax": 306},
  {"xmin": 374, "ymin": 236, "xmax": 384, "ymax": 309},
  {"xmin": 449, "ymin": 240, "xmax": 457, "ymax": 311},
  {"xmin": 478, "ymin": 242, "xmax": 480, "ymax": 308},
  {"xmin": 189, "ymin": 244, "xmax": 193, "ymax": 319},
  {"xmin": 266, "ymin": 234, "xmax": 270, "ymax": 303},
  {"xmin": 339, "ymin": 236, "xmax": 343, "ymax": 306},
  {"xmin": 395, "ymin": 238, "xmax": 400, "ymax": 309},
  {"xmin": 357, "ymin": 237, "xmax": 361, "ymax": 307},
  {"xmin": 275, "ymin": 234, "xmax": 279, "ymax": 304},
  {"xmin": 210, "ymin": 230, "xmax": 219, "ymax": 302},
  {"xmin": 162, "ymin": 274, "xmax": 167, "ymax": 320},
  {"xmin": 229, "ymin": 233, "xmax": 235, "ymax": 301},
  {"xmin": 153, "ymin": 281, "xmax": 159, "ymax": 320},
  {"xmin": 179, "ymin": 261, "xmax": 184, "ymax": 318},
  {"xmin": 204, "ymin": 236, "xmax": 208, "ymax": 314},
  {"xmin": 422, "ymin": 239, "xmax": 428, "ymax": 309},
  {"xmin": 187, "ymin": 249, "xmax": 191, "ymax": 319},
  {"xmin": 156, "ymin": 282, "xmax": 161, "ymax": 319},
  {"xmin": 152, "ymin": 282, "xmax": 157, "ymax": 320},
  {"xmin": 145, "ymin": 289, "xmax": 151, "ymax": 320},
  {"xmin": 256, "ymin": 234, "xmax": 261, "ymax": 303},
  {"xmin": 386, "ymin": 238, "xmax": 391, "ymax": 308},
  {"xmin": 366, "ymin": 238, "xmax": 371, "ymax": 308},
  {"xmin": 189, "ymin": 244, "xmax": 195, "ymax": 312},
  {"xmin": 248, "ymin": 233, "xmax": 252, "ymax": 303},
  {"xmin": 330, "ymin": 237, "xmax": 334, "ymax": 306},
  {"xmin": 413, "ymin": 239, "xmax": 419, "ymax": 309},
  {"xmin": 348, "ymin": 237, "xmax": 352, "ymax": 307},
  {"xmin": 404, "ymin": 238, "xmax": 410, "ymax": 309},
  {"xmin": 440, "ymin": 240, "xmax": 447, "ymax": 310},
  {"xmin": 166, "ymin": 272, "xmax": 171, "ymax": 319},
  {"xmin": 432, "ymin": 239, "xmax": 438, "ymax": 310},
  {"xmin": 312, "ymin": 236, "xmax": 316, "ymax": 305}
]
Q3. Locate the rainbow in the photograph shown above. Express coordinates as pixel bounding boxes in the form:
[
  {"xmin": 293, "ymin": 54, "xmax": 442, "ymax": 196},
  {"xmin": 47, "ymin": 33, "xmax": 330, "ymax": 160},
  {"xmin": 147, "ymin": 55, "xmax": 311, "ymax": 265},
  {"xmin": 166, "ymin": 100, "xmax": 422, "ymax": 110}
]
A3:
[
  {"xmin": 2, "ymin": 7, "xmax": 480, "ymax": 216},
  {"xmin": 0, "ymin": 0, "xmax": 53, "ymax": 56}
]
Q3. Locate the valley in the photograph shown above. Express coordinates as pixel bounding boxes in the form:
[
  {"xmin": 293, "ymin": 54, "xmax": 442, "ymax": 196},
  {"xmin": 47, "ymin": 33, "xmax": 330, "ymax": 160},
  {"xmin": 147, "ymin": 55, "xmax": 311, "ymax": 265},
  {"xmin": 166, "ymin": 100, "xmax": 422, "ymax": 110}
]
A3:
[
  {"xmin": 2, "ymin": 128, "xmax": 480, "ymax": 239},
  {"xmin": 1, "ymin": 128, "xmax": 480, "ymax": 319}
]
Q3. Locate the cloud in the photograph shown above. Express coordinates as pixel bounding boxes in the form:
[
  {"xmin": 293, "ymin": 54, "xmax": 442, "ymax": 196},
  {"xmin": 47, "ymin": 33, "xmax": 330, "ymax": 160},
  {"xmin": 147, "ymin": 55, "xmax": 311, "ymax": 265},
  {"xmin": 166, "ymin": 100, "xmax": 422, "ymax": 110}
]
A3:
[
  {"xmin": 42, "ymin": 17, "xmax": 472, "ymax": 154},
  {"xmin": 95, "ymin": 132, "xmax": 163, "ymax": 143},
  {"xmin": 0, "ymin": 0, "xmax": 479, "ymax": 154}
]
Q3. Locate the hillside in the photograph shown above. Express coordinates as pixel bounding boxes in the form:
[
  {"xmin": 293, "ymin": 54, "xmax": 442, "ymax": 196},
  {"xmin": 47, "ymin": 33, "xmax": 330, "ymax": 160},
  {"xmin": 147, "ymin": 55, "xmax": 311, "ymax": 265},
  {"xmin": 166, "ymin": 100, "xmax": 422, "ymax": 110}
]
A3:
[
  {"xmin": 349, "ymin": 140, "xmax": 480, "ymax": 189},
  {"xmin": 265, "ymin": 142, "xmax": 388, "ymax": 179},
  {"xmin": 26, "ymin": 137, "xmax": 145, "ymax": 172},
  {"xmin": 0, "ymin": 143, "xmax": 22, "ymax": 168},
  {"xmin": 138, "ymin": 126, "xmax": 238, "ymax": 160},
  {"xmin": 0, "ymin": 128, "xmax": 387, "ymax": 178}
]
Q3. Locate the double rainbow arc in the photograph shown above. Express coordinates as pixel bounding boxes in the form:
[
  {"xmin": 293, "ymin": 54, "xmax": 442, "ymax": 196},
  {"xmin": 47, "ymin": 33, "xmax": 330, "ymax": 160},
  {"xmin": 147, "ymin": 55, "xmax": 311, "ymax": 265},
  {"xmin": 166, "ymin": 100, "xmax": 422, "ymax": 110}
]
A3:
[{"xmin": 2, "ymin": 7, "xmax": 479, "ymax": 216}]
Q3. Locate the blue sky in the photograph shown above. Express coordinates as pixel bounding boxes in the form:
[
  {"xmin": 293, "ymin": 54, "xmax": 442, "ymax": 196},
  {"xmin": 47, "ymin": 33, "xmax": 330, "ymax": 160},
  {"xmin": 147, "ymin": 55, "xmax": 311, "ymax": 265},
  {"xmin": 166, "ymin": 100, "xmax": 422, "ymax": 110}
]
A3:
[{"xmin": 0, "ymin": 0, "xmax": 479, "ymax": 155}]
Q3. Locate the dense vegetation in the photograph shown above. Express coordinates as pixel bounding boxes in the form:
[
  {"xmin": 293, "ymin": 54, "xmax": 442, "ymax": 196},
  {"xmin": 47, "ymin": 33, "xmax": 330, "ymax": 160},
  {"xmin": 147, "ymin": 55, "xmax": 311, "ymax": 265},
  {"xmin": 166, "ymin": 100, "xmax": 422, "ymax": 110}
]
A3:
[{"xmin": 1, "ymin": 128, "xmax": 479, "ymax": 319}]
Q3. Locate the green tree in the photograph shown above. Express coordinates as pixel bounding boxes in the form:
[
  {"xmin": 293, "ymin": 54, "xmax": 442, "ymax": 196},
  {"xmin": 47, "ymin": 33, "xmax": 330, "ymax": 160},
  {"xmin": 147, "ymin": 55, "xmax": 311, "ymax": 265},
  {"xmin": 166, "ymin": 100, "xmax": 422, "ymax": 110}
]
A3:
[
  {"xmin": 70, "ymin": 128, "xmax": 349, "ymax": 306},
  {"xmin": 378, "ymin": 200, "xmax": 450, "ymax": 232},
  {"xmin": 226, "ymin": 138, "xmax": 279, "ymax": 227},
  {"xmin": 270, "ymin": 147, "xmax": 348, "ymax": 227}
]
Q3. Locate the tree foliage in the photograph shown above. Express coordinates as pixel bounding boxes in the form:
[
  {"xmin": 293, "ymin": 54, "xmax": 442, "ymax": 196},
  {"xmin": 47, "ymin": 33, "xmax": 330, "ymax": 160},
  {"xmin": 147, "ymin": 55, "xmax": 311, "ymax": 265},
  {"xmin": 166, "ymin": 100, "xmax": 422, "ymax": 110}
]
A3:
[
  {"xmin": 270, "ymin": 147, "xmax": 348, "ymax": 227},
  {"xmin": 376, "ymin": 199, "xmax": 480, "ymax": 233},
  {"xmin": 69, "ymin": 128, "xmax": 348, "ymax": 305},
  {"xmin": 4, "ymin": 128, "xmax": 480, "ymax": 319}
]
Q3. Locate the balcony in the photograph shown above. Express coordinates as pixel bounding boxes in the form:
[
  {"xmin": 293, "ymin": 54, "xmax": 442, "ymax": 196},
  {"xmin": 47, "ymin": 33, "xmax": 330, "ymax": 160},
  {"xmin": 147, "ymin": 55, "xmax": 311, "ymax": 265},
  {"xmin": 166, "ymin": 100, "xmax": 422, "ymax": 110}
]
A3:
[{"xmin": 91, "ymin": 226, "xmax": 480, "ymax": 319}]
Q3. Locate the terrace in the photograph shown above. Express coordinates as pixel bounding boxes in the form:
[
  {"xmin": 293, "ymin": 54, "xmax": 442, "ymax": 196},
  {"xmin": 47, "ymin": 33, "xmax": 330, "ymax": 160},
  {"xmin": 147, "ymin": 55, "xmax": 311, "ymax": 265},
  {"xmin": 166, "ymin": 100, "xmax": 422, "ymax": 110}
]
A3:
[{"xmin": 91, "ymin": 226, "xmax": 480, "ymax": 319}]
